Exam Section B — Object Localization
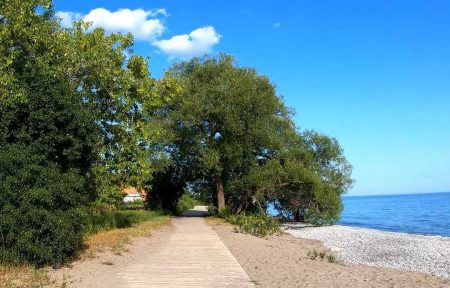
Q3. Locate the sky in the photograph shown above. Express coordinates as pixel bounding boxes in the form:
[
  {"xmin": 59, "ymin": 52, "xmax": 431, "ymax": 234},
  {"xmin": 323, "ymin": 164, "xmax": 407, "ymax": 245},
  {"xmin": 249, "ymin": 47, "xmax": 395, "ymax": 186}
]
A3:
[{"xmin": 53, "ymin": 0, "xmax": 450, "ymax": 196}]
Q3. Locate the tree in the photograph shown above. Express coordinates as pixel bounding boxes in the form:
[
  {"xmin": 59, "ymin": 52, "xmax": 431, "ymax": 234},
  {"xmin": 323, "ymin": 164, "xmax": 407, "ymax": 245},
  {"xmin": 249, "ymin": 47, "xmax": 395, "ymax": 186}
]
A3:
[
  {"xmin": 60, "ymin": 21, "xmax": 161, "ymax": 204},
  {"xmin": 0, "ymin": 0, "xmax": 97, "ymax": 265},
  {"xmin": 161, "ymin": 55, "xmax": 290, "ymax": 211},
  {"xmin": 0, "ymin": 0, "xmax": 168, "ymax": 264},
  {"xmin": 159, "ymin": 55, "xmax": 353, "ymax": 223}
]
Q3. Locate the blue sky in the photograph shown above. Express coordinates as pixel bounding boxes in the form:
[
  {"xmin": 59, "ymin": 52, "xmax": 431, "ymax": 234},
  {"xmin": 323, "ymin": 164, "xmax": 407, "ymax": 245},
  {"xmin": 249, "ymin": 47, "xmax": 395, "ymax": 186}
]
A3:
[{"xmin": 53, "ymin": 0, "xmax": 450, "ymax": 195}]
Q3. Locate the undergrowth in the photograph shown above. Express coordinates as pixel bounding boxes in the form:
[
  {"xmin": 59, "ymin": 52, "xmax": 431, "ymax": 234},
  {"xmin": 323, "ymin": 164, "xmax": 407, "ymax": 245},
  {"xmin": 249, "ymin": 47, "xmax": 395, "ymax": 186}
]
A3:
[
  {"xmin": 225, "ymin": 213, "xmax": 280, "ymax": 238},
  {"xmin": 83, "ymin": 210, "xmax": 163, "ymax": 235}
]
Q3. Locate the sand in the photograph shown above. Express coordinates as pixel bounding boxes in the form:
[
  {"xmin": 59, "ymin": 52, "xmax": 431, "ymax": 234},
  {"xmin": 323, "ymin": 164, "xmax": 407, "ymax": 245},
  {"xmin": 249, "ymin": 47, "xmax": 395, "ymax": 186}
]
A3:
[
  {"xmin": 284, "ymin": 224, "xmax": 450, "ymax": 279},
  {"xmin": 211, "ymin": 222, "xmax": 450, "ymax": 288}
]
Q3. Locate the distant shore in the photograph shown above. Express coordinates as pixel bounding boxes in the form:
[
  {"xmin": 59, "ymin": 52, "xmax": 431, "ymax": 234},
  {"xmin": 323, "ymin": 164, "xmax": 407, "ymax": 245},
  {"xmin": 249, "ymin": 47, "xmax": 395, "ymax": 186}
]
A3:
[{"xmin": 284, "ymin": 223, "xmax": 450, "ymax": 279}]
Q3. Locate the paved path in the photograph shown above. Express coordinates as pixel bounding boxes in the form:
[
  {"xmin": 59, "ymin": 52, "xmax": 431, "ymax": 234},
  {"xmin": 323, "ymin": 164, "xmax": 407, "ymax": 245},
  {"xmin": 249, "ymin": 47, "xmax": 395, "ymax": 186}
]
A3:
[{"xmin": 116, "ymin": 206, "xmax": 254, "ymax": 287}]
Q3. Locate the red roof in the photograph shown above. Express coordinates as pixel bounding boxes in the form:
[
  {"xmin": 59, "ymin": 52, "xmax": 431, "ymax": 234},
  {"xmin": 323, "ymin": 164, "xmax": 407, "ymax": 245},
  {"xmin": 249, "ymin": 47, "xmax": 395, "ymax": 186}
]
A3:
[{"xmin": 122, "ymin": 187, "xmax": 140, "ymax": 195}]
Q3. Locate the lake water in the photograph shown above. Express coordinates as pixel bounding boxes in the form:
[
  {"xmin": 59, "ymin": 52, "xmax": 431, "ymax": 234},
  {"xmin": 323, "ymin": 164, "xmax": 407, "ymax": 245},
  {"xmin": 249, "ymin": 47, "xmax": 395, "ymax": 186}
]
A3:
[{"xmin": 339, "ymin": 192, "xmax": 450, "ymax": 237}]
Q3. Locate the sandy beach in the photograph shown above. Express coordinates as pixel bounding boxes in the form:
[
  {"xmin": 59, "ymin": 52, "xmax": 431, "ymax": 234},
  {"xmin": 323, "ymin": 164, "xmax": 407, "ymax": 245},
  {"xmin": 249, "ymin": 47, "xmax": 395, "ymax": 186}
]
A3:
[
  {"xmin": 211, "ymin": 221, "xmax": 450, "ymax": 288},
  {"xmin": 284, "ymin": 224, "xmax": 450, "ymax": 279}
]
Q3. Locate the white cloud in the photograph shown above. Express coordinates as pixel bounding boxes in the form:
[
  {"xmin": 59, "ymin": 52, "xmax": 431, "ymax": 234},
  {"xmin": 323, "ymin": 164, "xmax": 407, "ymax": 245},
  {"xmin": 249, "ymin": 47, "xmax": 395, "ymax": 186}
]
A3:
[
  {"xmin": 56, "ymin": 8, "xmax": 221, "ymax": 60},
  {"xmin": 153, "ymin": 26, "xmax": 221, "ymax": 60},
  {"xmin": 153, "ymin": 8, "xmax": 168, "ymax": 17},
  {"xmin": 57, "ymin": 8, "xmax": 166, "ymax": 40},
  {"xmin": 273, "ymin": 22, "xmax": 282, "ymax": 28},
  {"xmin": 56, "ymin": 11, "xmax": 82, "ymax": 27}
]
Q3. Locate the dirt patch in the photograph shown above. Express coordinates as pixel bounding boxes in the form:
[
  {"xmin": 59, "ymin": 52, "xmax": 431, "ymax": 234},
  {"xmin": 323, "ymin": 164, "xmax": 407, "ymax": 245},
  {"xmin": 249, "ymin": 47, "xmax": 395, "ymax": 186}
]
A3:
[{"xmin": 211, "ymin": 221, "xmax": 450, "ymax": 288}]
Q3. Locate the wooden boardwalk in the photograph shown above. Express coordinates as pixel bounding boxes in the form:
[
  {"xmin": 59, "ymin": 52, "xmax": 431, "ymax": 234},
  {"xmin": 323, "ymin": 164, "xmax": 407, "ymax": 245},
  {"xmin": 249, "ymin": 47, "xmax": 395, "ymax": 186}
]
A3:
[{"xmin": 115, "ymin": 206, "xmax": 254, "ymax": 287}]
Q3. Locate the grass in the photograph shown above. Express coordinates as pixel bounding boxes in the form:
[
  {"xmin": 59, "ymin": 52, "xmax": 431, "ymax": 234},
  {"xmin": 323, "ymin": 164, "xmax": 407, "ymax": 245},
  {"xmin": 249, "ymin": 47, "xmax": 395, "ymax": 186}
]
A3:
[
  {"xmin": 0, "ymin": 210, "xmax": 170, "ymax": 287},
  {"xmin": 205, "ymin": 217, "xmax": 227, "ymax": 226},
  {"xmin": 0, "ymin": 265, "xmax": 51, "ymax": 288},
  {"xmin": 81, "ymin": 211, "xmax": 170, "ymax": 258},
  {"xmin": 83, "ymin": 210, "xmax": 164, "ymax": 235}
]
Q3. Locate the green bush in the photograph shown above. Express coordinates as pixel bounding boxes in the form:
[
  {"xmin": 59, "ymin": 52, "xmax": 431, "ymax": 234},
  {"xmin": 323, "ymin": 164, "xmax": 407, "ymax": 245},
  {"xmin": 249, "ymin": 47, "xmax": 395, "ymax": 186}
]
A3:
[
  {"xmin": 207, "ymin": 205, "xmax": 218, "ymax": 215},
  {"xmin": 225, "ymin": 213, "xmax": 280, "ymax": 238},
  {"xmin": 0, "ymin": 148, "xmax": 90, "ymax": 266},
  {"xmin": 176, "ymin": 193, "xmax": 201, "ymax": 215},
  {"xmin": 208, "ymin": 205, "xmax": 234, "ymax": 218},
  {"xmin": 95, "ymin": 184, "xmax": 124, "ymax": 209}
]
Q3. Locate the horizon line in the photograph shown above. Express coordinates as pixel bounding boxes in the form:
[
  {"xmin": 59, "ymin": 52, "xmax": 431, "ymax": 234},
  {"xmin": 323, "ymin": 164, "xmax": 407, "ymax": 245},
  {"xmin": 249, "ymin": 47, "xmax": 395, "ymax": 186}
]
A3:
[{"xmin": 344, "ymin": 191, "xmax": 450, "ymax": 197}]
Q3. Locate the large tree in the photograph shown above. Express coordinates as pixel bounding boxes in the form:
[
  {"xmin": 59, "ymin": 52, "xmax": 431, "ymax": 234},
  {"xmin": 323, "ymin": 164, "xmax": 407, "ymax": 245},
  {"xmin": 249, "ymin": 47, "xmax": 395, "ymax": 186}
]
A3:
[
  {"xmin": 160, "ymin": 55, "xmax": 292, "ymax": 210},
  {"xmin": 159, "ymin": 55, "xmax": 352, "ymax": 223}
]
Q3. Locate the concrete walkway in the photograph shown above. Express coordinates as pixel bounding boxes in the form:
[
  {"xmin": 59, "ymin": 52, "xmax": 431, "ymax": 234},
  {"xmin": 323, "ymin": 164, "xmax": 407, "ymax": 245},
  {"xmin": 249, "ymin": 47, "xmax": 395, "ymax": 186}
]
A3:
[{"xmin": 116, "ymin": 206, "xmax": 254, "ymax": 287}]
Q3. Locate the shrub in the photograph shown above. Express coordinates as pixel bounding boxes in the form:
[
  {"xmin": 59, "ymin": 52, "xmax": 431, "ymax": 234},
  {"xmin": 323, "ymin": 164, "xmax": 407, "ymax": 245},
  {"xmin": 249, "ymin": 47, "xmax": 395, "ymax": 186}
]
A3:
[
  {"xmin": 176, "ymin": 193, "xmax": 203, "ymax": 215},
  {"xmin": 207, "ymin": 205, "xmax": 218, "ymax": 215},
  {"xmin": 225, "ymin": 213, "xmax": 280, "ymax": 238},
  {"xmin": 0, "ymin": 149, "xmax": 90, "ymax": 266}
]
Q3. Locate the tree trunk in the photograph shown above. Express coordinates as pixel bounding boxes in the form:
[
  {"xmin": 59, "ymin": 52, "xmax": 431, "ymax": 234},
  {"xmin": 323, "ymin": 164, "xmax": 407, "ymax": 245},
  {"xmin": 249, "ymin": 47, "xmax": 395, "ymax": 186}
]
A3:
[
  {"xmin": 215, "ymin": 173, "xmax": 225, "ymax": 211},
  {"xmin": 236, "ymin": 191, "xmax": 252, "ymax": 214},
  {"xmin": 294, "ymin": 210, "xmax": 304, "ymax": 222}
]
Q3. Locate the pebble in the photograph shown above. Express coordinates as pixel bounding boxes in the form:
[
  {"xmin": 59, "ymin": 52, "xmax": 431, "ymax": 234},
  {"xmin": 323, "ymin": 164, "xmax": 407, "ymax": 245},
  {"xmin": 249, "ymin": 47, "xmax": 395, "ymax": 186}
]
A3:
[{"xmin": 283, "ymin": 224, "xmax": 450, "ymax": 279}]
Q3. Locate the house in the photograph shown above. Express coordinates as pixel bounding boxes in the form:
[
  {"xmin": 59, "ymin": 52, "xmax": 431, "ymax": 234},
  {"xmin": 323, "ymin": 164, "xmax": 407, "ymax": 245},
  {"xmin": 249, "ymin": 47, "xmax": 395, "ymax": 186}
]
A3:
[{"xmin": 122, "ymin": 187, "xmax": 146, "ymax": 202}]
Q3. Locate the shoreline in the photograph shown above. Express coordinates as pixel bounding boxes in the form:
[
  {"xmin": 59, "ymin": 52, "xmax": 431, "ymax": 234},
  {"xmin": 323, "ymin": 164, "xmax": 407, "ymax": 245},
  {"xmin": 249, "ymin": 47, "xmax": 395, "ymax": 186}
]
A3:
[
  {"xmin": 337, "ymin": 222, "xmax": 450, "ymax": 238},
  {"xmin": 284, "ymin": 223, "xmax": 450, "ymax": 279}
]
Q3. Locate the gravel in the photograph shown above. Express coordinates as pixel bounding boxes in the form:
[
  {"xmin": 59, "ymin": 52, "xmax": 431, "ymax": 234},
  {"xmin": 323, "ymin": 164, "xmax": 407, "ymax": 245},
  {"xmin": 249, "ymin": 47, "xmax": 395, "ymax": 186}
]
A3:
[{"xmin": 284, "ymin": 224, "xmax": 450, "ymax": 279}]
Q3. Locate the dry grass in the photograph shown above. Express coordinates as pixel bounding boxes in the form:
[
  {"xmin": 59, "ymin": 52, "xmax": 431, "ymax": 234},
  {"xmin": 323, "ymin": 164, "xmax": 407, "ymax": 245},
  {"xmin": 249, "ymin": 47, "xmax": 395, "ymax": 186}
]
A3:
[
  {"xmin": 205, "ymin": 217, "xmax": 227, "ymax": 226},
  {"xmin": 0, "ymin": 265, "xmax": 52, "ymax": 288},
  {"xmin": 0, "ymin": 215, "xmax": 171, "ymax": 288},
  {"xmin": 80, "ymin": 214, "xmax": 170, "ymax": 259}
]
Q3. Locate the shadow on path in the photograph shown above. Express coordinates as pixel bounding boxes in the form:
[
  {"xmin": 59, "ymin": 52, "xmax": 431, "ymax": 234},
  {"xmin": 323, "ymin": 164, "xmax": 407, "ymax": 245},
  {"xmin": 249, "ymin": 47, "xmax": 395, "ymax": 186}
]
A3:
[{"xmin": 181, "ymin": 205, "xmax": 209, "ymax": 217}]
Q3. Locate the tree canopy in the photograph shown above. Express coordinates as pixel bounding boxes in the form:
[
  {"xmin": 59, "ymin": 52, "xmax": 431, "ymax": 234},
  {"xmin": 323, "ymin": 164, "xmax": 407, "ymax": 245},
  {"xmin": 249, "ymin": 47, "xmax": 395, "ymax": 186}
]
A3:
[{"xmin": 155, "ymin": 55, "xmax": 353, "ymax": 223}]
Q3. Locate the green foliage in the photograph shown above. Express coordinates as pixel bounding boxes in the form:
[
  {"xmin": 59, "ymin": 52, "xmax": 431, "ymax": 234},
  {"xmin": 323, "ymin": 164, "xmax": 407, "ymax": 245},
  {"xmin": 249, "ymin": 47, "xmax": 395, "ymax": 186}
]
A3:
[
  {"xmin": 82, "ymin": 210, "xmax": 162, "ymax": 235},
  {"xmin": 207, "ymin": 205, "xmax": 218, "ymax": 216},
  {"xmin": 327, "ymin": 254, "xmax": 338, "ymax": 263},
  {"xmin": 94, "ymin": 184, "xmax": 125, "ymax": 209},
  {"xmin": 160, "ymin": 55, "xmax": 353, "ymax": 224},
  {"xmin": 0, "ymin": 147, "xmax": 87, "ymax": 267},
  {"xmin": 0, "ymin": 0, "xmax": 353, "ymax": 267},
  {"xmin": 0, "ymin": 1, "xmax": 96, "ymax": 266},
  {"xmin": 217, "ymin": 207, "xmax": 234, "ymax": 219},
  {"xmin": 176, "ymin": 193, "xmax": 202, "ymax": 215},
  {"xmin": 225, "ymin": 214, "xmax": 280, "ymax": 238},
  {"xmin": 160, "ymin": 54, "xmax": 291, "ymax": 210}
]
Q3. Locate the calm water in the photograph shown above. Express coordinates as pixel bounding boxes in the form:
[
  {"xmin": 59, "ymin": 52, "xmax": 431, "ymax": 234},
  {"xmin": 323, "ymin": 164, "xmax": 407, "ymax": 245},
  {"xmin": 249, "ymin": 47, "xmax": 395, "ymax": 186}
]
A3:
[{"xmin": 339, "ymin": 192, "xmax": 450, "ymax": 237}]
